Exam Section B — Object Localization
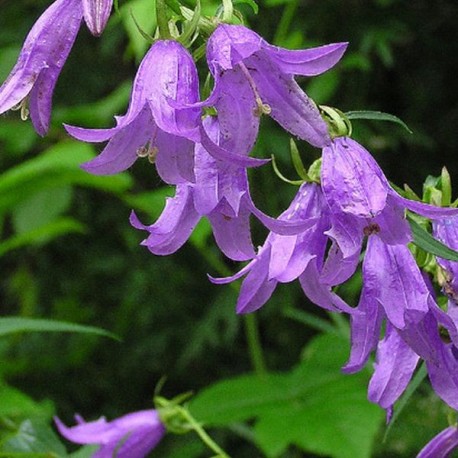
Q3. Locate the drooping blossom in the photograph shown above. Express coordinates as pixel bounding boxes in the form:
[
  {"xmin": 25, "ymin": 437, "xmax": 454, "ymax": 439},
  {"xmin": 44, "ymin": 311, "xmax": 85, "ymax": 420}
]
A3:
[
  {"xmin": 209, "ymin": 182, "xmax": 354, "ymax": 313},
  {"xmin": 131, "ymin": 117, "xmax": 315, "ymax": 261},
  {"xmin": 417, "ymin": 425, "xmax": 458, "ymax": 458},
  {"xmin": 195, "ymin": 24, "xmax": 347, "ymax": 164},
  {"xmin": 318, "ymin": 136, "xmax": 458, "ymax": 282},
  {"xmin": 82, "ymin": 0, "xmax": 113, "ymax": 36},
  {"xmin": 65, "ymin": 40, "xmax": 201, "ymax": 185},
  {"xmin": 0, "ymin": 0, "xmax": 83, "ymax": 135},
  {"xmin": 55, "ymin": 409, "xmax": 165, "ymax": 458},
  {"xmin": 341, "ymin": 233, "xmax": 458, "ymax": 415}
]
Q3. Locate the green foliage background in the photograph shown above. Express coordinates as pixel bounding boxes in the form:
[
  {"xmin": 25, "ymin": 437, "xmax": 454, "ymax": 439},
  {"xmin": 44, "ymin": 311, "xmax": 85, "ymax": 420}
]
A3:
[{"xmin": 0, "ymin": 0, "xmax": 458, "ymax": 456}]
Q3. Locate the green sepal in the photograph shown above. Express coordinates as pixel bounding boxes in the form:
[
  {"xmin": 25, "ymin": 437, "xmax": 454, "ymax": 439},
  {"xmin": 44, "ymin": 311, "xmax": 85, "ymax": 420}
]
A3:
[
  {"xmin": 320, "ymin": 105, "xmax": 352, "ymax": 138},
  {"xmin": 408, "ymin": 215, "xmax": 458, "ymax": 261},
  {"xmin": 345, "ymin": 110, "xmax": 413, "ymax": 134},
  {"xmin": 178, "ymin": 0, "xmax": 201, "ymax": 46},
  {"xmin": 290, "ymin": 139, "xmax": 311, "ymax": 181},
  {"xmin": 440, "ymin": 167, "xmax": 452, "ymax": 207},
  {"xmin": 271, "ymin": 155, "xmax": 304, "ymax": 186}
]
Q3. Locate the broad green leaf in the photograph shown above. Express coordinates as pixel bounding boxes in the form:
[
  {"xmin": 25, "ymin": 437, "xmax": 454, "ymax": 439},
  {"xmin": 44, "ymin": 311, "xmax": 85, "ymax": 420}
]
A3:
[
  {"xmin": 12, "ymin": 187, "xmax": 73, "ymax": 234},
  {"xmin": 0, "ymin": 317, "xmax": 119, "ymax": 341},
  {"xmin": 190, "ymin": 333, "xmax": 383, "ymax": 458},
  {"xmin": 0, "ymin": 121, "xmax": 37, "ymax": 157},
  {"xmin": 345, "ymin": 110, "xmax": 413, "ymax": 134},
  {"xmin": 0, "ymin": 419, "xmax": 67, "ymax": 457},
  {"xmin": 0, "ymin": 218, "xmax": 86, "ymax": 257},
  {"xmin": 408, "ymin": 215, "xmax": 458, "ymax": 261},
  {"xmin": 0, "ymin": 141, "xmax": 132, "ymax": 214},
  {"xmin": 0, "ymin": 385, "xmax": 54, "ymax": 420}
]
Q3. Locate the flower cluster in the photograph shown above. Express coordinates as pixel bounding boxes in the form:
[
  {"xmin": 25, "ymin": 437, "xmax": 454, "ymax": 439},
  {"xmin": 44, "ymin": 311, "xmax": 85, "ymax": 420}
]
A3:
[{"xmin": 3, "ymin": 4, "xmax": 458, "ymax": 456}]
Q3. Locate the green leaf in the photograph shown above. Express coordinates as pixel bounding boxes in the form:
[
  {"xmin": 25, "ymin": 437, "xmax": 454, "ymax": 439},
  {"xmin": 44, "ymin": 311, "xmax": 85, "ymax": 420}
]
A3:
[
  {"xmin": 345, "ymin": 110, "xmax": 413, "ymax": 134},
  {"xmin": 0, "ymin": 385, "xmax": 54, "ymax": 420},
  {"xmin": 0, "ymin": 218, "xmax": 86, "ymax": 257},
  {"xmin": 0, "ymin": 141, "xmax": 132, "ymax": 215},
  {"xmin": 408, "ymin": 215, "xmax": 458, "ymax": 261},
  {"xmin": 190, "ymin": 333, "xmax": 383, "ymax": 458},
  {"xmin": 12, "ymin": 187, "xmax": 73, "ymax": 234},
  {"xmin": 0, "ymin": 317, "xmax": 119, "ymax": 341},
  {"xmin": 0, "ymin": 419, "xmax": 67, "ymax": 457}
]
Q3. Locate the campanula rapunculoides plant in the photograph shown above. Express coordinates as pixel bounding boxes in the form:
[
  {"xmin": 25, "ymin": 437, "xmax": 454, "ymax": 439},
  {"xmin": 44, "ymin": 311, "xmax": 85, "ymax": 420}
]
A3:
[{"xmin": 2, "ymin": 0, "xmax": 458, "ymax": 456}]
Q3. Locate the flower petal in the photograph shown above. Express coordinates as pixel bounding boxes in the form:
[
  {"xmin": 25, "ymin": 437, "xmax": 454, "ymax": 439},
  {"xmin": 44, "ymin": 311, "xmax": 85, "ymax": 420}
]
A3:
[
  {"xmin": 264, "ymin": 42, "xmax": 348, "ymax": 76},
  {"xmin": 130, "ymin": 186, "xmax": 200, "ymax": 256},
  {"xmin": 393, "ymin": 192, "xmax": 458, "ymax": 219},
  {"xmin": 199, "ymin": 123, "xmax": 270, "ymax": 167},
  {"xmin": 206, "ymin": 24, "xmax": 262, "ymax": 72},
  {"xmin": 321, "ymin": 137, "xmax": 389, "ymax": 217},
  {"xmin": 236, "ymin": 248, "xmax": 278, "ymax": 314},
  {"xmin": 248, "ymin": 53, "xmax": 330, "ymax": 148},
  {"xmin": 417, "ymin": 426, "xmax": 458, "ymax": 458},
  {"xmin": 208, "ymin": 201, "xmax": 256, "ymax": 261},
  {"xmin": 80, "ymin": 107, "xmax": 155, "ymax": 175},
  {"xmin": 155, "ymin": 129, "xmax": 195, "ymax": 184},
  {"xmin": 343, "ymin": 288, "xmax": 384, "ymax": 374},
  {"xmin": 368, "ymin": 323, "xmax": 419, "ymax": 410},
  {"xmin": 299, "ymin": 259, "xmax": 353, "ymax": 313},
  {"xmin": 0, "ymin": 0, "xmax": 83, "ymax": 133},
  {"xmin": 82, "ymin": 0, "xmax": 113, "ymax": 36},
  {"xmin": 363, "ymin": 236, "xmax": 430, "ymax": 329}
]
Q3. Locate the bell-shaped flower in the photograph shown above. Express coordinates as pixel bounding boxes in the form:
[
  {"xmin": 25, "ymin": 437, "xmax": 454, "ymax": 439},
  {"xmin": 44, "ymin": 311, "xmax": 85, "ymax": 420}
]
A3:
[
  {"xmin": 130, "ymin": 117, "xmax": 311, "ymax": 261},
  {"xmin": 65, "ymin": 40, "xmax": 201, "ymax": 185},
  {"xmin": 209, "ymin": 182, "xmax": 354, "ymax": 314},
  {"xmin": 0, "ymin": 0, "xmax": 83, "ymax": 135},
  {"xmin": 417, "ymin": 425, "xmax": 458, "ymax": 458},
  {"xmin": 83, "ymin": 0, "xmax": 113, "ymax": 36},
  {"xmin": 200, "ymin": 24, "xmax": 347, "ymax": 159},
  {"xmin": 322, "ymin": 137, "xmax": 458, "ymax": 220},
  {"xmin": 55, "ymin": 409, "xmax": 165, "ymax": 458},
  {"xmin": 319, "ymin": 136, "xmax": 458, "ymax": 282}
]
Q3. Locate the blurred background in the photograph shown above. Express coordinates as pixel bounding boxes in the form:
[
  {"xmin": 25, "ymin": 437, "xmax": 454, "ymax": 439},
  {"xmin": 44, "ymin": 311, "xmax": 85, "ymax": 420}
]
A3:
[{"xmin": 0, "ymin": 0, "xmax": 458, "ymax": 456}]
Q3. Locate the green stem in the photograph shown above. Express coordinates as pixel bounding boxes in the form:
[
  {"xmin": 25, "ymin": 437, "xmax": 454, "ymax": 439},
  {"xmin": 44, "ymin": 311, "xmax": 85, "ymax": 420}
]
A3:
[
  {"xmin": 156, "ymin": 0, "xmax": 171, "ymax": 39},
  {"xmin": 243, "ymin": 314, "xmax": 267, "ymax": 377},
  {"xmin": 273, "ymin": 0, "xmax": 299, "ymax": 45},
  {"xmin": 180, "ymin": 407, "xmax": 231, "ymax": 457}
]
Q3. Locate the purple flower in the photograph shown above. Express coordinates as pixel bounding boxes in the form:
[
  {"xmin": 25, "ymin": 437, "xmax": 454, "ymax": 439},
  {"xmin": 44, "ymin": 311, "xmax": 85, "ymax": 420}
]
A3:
[
  {"xmin": 131, "ymin": 117, "xmax": 313, "ymax": 261},
  {"xmin": 82, "ymin": 0, "xmax": 113, "ymax": 36},
  {"xmin": 55, "ymin": 410, "xmax": 165, "ymax": 458},
  {"xmin": 209, "ymin": 182, "xmax": 353, "ymax": 313},
  {"xmin": 417, "ymin": 425, "xmax": 458, "ymax": 458},
  {"xmin": 201, "ymin": 24, "xmax": 347, "ymax": 157},
  {"xmin": 0, "ymin": 0, "xmax": 83, "ymax": 135},
  {"xmin": 65, "ymin": 40, "xmax": 201, "ymax": 185},
  {"xmin": 319, "ymin": 136, "xmax": 458, "ymax": 282}
]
